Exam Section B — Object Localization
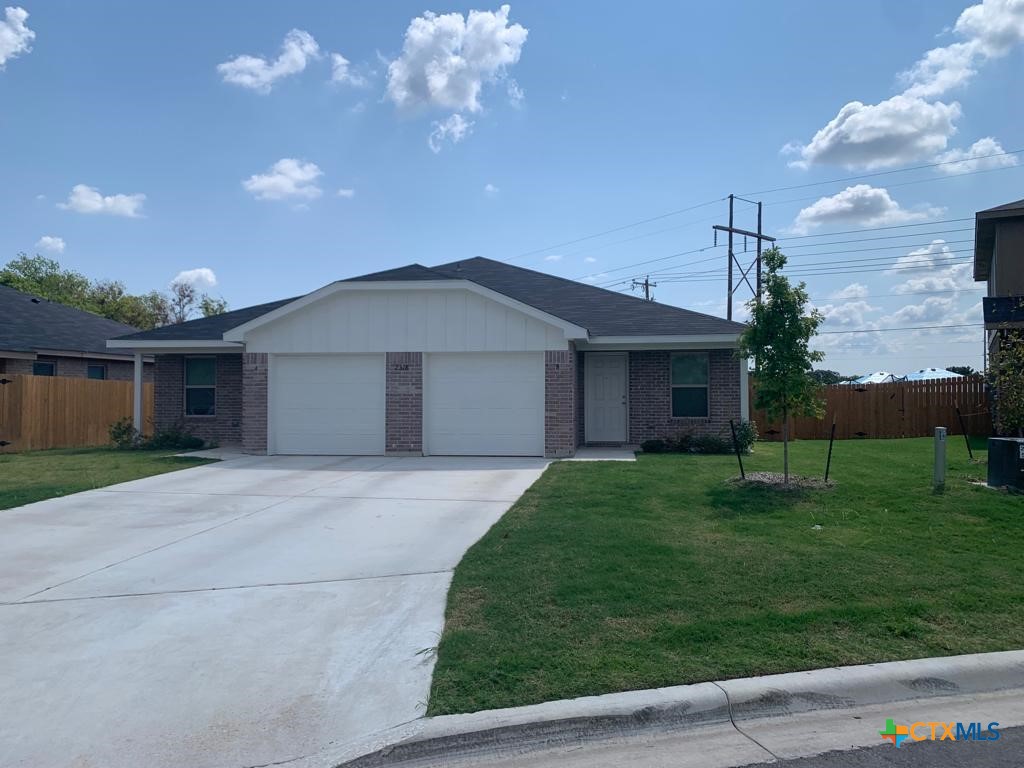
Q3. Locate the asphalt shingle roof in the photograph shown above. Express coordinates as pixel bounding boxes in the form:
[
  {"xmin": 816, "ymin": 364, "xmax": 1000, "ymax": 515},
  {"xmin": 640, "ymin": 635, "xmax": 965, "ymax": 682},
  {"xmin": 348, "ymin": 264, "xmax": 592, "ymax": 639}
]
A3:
[
  {"xmin": 430, "ymin": 257, "xmax": 746, "ymax": 336},
  {"xmin": 0, "ymin": 283, "xmax": 142, "ymax": 356},
  {"xmin": 111, "ymin": 257, "xmax": 744, "ymax": 343},
  {"xmin": 113, "ymin": 297, "xmax": 300, "ymax": 342}
]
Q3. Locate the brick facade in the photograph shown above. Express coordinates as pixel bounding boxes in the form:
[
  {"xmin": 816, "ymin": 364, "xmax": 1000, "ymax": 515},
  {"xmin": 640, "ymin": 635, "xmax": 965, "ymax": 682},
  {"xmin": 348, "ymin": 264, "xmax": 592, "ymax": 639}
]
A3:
[
  {"xmin": 241, "ymin": 353, "xmax": 268, "ymax": 455},
  {"xmin": 626, "ymin": 348, "xmax": 740, "ymax": 443},
  {"xmin": 385, "ymin": 352, "xmax": 423, "ymax": 454},
  {"xmin": 154, "ymin": 354, "xmax": 242, "ymax": 446},
  {"xmin": 544, "ymin": 347, "xmax": 577, "ymax": 458},
  {"xmin": 0, "ymin": 355, "xmax": 152, "ymax": 381}
]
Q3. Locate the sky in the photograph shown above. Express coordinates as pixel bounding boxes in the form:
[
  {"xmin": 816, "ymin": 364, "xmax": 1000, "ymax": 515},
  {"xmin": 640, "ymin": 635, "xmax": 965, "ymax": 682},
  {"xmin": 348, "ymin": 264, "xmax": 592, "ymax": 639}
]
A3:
[{"xmin": 1, "ymin": 0, "xmax": 1022, "ymax": 376}]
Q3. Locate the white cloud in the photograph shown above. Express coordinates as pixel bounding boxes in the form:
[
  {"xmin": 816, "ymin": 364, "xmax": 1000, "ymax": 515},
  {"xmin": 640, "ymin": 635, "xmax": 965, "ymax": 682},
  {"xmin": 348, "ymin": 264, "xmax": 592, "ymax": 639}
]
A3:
[
  {"xmin": 218, "ymin": 29, "xmax": 320, "ymax": 93},
  {"xmin": 830, "ymin": 283, "xmax": 869, "ymax": 300},
  {"xmin": 582, "ymin": 273, "xmax": 607, "ymax": 283},
  {"xmin": 889, "ymin": 239, "xmax": 975, "ymax": 294},
  {"xmin": 336, "ymin": 187, "xmax": 355, "ymax": 198},
  {"xmin": 386, "ymin": 4, "xmax": 528, "ymax": 114},
  {"xmin": 883, "ymin": 295, "xmax": 959, "ymax": 325},
  {"xmin": 484, "ymin": 182, "xmax": 499, "ymax": 195},
  {"xmin": 584, "ymin": 256, "xmax": 597, "ymax": 263},
  {"xmin": 544, "ymin": 254, "xmax": 563, "ymax": 262},
  {"xmin": 787, "ymin": 0, "xmax": 1024, "ymax": 170},
  {"xmin": 815, "ymin": 299, "xmax": 879, "ymax": 328},
  {"xmin": 172, "ymin": 267, "xmax": 217, "ymax": 290},
  {"xmin": 0, "ymin": 5, "xmax": 33, "ymax": 67},
  {"xmin": 330, "ymin": 52, "xmax": 368, "ymax": 87},
  {"xmin": 35, "ymin": 235, "xmax": 65, "ymax": 254},
  {"xmin": 787, "ymin": 96, "xmax": 961, "ymax": 170},
  {"xmin": 428, "ymin": 113, "xmax": 473, "ymax": 153},
  {"xmin": 902, "ymin": 0, "xmax": 1024, "ymax": 98},
  {"xmin": 58, "ymin": 184, "xmax": 146, "ymax": 217},
  {"xmin": 243, "ymin": 158, "xmax": 323, "ymax": 201},
  {"xmin": 789, "ymin": 185, "xmax": 937, "ymax": 234},
  {"xmin": 934, "ymin": 136, "xmax": 1018, "ymax": 173}
]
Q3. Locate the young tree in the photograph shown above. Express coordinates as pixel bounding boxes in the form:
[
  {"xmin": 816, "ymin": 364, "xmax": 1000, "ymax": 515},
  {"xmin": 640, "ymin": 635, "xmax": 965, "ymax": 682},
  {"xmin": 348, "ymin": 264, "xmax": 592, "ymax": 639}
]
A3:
[
  {"xmin": 739, "ymin": 247, "xmax": 825, "ymax": 483},
  {"xmin": 989, "ymin": 330, "xmax": 1024, "ymax": 436},
  {"xmin": 0, "ymin": 253, "xmax": 93, "ymax": 308}
]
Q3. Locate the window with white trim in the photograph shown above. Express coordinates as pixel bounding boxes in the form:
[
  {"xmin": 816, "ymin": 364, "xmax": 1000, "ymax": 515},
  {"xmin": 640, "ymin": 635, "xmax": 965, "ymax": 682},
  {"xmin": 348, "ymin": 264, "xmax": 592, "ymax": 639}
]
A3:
[
  {"xmin": 670, "ymin": 353, "xmax": 709, "ymax": 418},
  {"xmin": 184, "ymin": 357, "xmax": 216, "ymax": 416}
]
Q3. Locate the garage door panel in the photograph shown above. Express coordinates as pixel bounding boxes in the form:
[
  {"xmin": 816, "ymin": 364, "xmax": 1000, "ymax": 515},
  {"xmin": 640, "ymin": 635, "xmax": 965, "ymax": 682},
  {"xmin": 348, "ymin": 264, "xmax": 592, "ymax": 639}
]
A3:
[
  {"xmin": 271, "ymin": 355, "xmax": 385, "ymax": 455},
  {"xmin": 425, "ymin": 353, "xmax": 544, "ymax": 456}
]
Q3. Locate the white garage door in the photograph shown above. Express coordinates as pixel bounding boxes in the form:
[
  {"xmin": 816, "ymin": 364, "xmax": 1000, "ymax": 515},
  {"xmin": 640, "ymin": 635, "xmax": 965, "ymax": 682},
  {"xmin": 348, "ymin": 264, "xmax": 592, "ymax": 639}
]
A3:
[
  {"xmin": 271, "ymin": 355, "xmax": 385, "ymax": 455},
  {"xmin": 425, "ymin": 353, "xmax": 544, "ymax": 456}
]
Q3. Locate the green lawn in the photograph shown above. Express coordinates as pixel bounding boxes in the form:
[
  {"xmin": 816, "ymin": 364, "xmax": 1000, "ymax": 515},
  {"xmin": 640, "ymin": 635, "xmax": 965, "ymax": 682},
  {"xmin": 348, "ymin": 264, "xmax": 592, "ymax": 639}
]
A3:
[
  {"xmin": 429, "ymin": 437, "xmax": 1024, "ymax": 716},
  {"xmin": 0, "ymin": 448, "xmax": 214, "ymax": 510}
]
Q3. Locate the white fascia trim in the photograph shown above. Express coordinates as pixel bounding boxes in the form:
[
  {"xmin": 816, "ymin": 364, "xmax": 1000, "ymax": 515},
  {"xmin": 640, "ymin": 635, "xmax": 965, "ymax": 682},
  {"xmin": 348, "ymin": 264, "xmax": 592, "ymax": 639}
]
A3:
[
  {"xmin": 35, "ymin": 348, "xmax": 154, "ymax": 363},
  {"xmin": 106, "ymin": 340, "xmax": 244, "ymax": 353},
  {"xmin": 221, "ymin": 279, "xmax": 589, "ymax": 342}
]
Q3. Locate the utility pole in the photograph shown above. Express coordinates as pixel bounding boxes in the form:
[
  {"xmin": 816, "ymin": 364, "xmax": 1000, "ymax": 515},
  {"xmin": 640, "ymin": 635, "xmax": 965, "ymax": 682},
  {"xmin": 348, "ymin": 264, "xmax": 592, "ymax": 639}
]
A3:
[
  {"xmin": 713, "ymin": 195, "xmax": 775, "ymax": 320},
  {"xmin": 632, "ymin": 275, "xmax": 657, "ymax": 301}
]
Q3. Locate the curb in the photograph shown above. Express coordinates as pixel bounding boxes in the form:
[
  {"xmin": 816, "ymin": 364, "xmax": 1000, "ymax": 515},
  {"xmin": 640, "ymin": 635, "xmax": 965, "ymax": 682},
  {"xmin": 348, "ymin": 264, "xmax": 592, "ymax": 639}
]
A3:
[{"xmin": 301, "ymin": 650, "xmax": 1024, "ymax": 768}]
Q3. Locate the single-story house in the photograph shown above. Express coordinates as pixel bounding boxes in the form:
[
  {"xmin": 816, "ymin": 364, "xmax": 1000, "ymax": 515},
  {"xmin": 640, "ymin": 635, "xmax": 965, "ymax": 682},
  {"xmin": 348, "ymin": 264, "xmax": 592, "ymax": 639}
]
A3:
[
  {"xmin": 108, "ymin": 258, "xmax": 748, "ymax": 457},
  {"xmin": 0, "ymin": 283, "xmax": 152, "ymax": 380}
]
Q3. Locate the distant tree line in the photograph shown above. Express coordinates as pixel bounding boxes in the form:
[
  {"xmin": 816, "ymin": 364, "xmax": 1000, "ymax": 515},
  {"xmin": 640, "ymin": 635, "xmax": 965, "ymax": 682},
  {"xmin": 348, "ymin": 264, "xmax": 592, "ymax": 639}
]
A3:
[{"xmin": 0, "ymin": 253, "xmax": 228, "ymax": 330}]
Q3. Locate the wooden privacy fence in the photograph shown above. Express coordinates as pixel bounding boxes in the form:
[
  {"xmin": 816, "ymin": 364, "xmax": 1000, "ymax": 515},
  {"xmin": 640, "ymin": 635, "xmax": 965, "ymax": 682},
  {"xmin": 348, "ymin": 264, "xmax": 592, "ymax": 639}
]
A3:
[
  {"xmin": 749, "ymin": 376, "xmax": 992, "ymax": 441},
  {"xmin": 0, "ymin": 374, "xmax": 154, "ymax": 453}
]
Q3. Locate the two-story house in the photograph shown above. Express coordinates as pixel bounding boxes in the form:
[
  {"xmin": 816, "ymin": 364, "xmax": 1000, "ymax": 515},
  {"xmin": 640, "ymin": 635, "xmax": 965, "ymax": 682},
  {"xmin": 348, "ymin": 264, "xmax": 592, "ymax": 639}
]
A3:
[{"xmin": 974, "ymin": 198, "xmax": 1024, "ymax": 361}]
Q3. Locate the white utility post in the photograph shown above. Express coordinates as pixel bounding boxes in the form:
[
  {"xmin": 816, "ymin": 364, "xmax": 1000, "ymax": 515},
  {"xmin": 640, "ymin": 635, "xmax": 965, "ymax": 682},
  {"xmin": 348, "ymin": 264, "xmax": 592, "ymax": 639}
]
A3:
[
  {"xmin": 934, "ymin": 426, "xmax": 947, "ymax": 490},
  {"xmin": 132, "ymin": 352, "xmax": 143, "ymax": 433}
]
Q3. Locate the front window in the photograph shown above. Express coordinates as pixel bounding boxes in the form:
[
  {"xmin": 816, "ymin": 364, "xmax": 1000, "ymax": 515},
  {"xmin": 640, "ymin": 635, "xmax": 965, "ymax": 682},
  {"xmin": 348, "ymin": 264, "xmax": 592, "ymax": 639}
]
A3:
[
  {"xmin": 185, "ymin": 357, "xmax": 216, "ymax": 416},
  {"xmin": 32, "ymin": 361, "xmax": 55, "ymax": 376},
  {"xmin": 87, "ymin": 364, "xmax": 107, "ymax": 380},
  {"xmin": 671, "ymin": 353, "xmax": 709, "ymax": 418}
]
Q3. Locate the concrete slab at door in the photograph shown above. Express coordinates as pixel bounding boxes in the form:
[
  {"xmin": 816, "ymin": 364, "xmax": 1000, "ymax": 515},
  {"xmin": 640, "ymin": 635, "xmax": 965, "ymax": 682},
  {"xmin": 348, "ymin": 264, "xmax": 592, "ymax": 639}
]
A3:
[{"xmin": 271, "ymin": 354, "xmax": 385, "ymax": 455}]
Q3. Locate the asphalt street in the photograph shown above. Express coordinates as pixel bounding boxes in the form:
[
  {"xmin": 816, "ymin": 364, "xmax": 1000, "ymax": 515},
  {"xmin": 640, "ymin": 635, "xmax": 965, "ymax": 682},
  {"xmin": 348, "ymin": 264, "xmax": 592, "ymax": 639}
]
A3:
[{"xmin": 740, "ymin": 725, "xmax": 1021, "ymax": 768}]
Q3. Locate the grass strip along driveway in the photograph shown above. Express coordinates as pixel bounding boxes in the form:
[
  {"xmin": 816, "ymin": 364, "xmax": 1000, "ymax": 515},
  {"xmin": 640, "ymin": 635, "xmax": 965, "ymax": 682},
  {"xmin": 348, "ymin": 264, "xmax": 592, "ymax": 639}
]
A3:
[
  {"xmin": 429, "ymin": 437, "xmax": 1024, "ymax": 716},
  {"xmin": 0, "ymin": 448, "xmax": 213, "ymax": 510}
]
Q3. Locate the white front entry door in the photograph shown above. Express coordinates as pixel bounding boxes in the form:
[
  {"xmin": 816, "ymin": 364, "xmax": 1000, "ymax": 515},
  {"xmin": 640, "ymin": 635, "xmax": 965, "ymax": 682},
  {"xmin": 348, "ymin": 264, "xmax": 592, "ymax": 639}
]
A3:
[
  {"xmin": 270, "ymin": 354, "xmax": 385, "ymax": 455},
  {"xmin": 585, "ymin": 352, "xmax": 628, "ymax": 442}
]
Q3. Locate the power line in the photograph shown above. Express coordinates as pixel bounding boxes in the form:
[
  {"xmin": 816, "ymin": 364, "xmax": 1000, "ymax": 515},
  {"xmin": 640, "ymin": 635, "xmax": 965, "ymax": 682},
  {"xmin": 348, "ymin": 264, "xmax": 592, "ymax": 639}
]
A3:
[
  {"xmin": 780, "ymin": 227, "xmax": 971, "ymax": 249},
  {"xmin": 817, "ymin": 322, "xmax": 981, "ymax": 335},
  {"xmin": 506, "ymin": 197, "xmax": 726, "ymax": 261},
  {"xmin": 775, "ymin": 217, "xmax": 972, "ymax": 241},
  {"xmin": 739, "ymin": 148, "xmax": 1023, "ymax": 196}
]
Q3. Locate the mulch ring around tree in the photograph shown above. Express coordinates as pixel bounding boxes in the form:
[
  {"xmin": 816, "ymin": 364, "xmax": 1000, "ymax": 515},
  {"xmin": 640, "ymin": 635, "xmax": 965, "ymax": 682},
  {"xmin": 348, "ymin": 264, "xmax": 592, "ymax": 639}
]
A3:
[{"xmin": 729, "ymin": 472, "xmax": 836, "ymax": 490}]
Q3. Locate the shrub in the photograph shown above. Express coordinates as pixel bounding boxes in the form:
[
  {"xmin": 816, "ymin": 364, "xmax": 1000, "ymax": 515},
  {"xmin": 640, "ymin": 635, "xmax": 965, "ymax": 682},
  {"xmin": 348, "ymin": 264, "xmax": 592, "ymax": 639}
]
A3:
[
  {"xmin": 640, "ymin": 439, "xmax": 668, "ymax": 454},
  {"xmin": 732, "ymin": 420, "xmax": 758, "ymax": 453},
  {"xmin": 145, "ymin": 424, "xmax": 205, "ymax": 450},
  {"xmin": 640, "ymin": 422, "xmax": 757, "ymax": 455},
  {"xmin": 110, "ymin": 418, "xmax": 204, "ymax": 451},
  {"xmin": 109, "ymin": 417, "xmax": 142, "ymax": 450}
]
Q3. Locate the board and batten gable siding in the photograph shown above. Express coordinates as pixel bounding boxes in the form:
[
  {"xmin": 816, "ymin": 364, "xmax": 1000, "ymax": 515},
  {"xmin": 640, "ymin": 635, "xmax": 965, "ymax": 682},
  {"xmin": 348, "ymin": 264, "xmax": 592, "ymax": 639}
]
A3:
[{"xmin": 243, "ymin": 289, "xmax": 570, "ymax": 354}]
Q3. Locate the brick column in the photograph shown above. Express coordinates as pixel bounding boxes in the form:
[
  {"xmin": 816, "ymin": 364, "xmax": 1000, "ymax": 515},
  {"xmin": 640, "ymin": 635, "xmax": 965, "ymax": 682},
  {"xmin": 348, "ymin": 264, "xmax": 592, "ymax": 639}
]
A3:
[
  {"xmin": 242, "ymin": 352, "xmax": 268, "ymax": 455},
  {"xmin": 386, "ymin": 352, "xmax": 423, "ymax": 454},
  {"xmin": 545, "ymin": 348, "xmax": 577, "ymax": 458}
]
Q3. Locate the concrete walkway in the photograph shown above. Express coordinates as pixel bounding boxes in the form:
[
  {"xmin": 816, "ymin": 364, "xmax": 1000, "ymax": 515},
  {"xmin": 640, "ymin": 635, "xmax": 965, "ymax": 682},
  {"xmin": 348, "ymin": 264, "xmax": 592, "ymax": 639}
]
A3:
[{"xmin": 0, "ymin": 454, "xmax": 547, "ymax": 768}]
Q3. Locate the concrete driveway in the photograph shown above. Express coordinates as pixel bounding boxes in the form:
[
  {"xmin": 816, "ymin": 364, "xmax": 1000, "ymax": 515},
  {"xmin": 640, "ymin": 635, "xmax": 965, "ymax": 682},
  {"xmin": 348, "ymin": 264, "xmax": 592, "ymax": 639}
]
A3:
[{"xmin": 0, "ymin": 454, "xmax": 547, "ymax": 768}]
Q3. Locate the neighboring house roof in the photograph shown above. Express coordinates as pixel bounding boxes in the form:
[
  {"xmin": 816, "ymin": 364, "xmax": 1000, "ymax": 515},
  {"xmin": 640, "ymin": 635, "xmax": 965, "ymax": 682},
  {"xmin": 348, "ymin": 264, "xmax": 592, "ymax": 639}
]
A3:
[
  {"xmin": 904, "ymin": 367, "xmax": 963, "ymax": 381},
  {"xmin": 974, "ymin": 198, "xmax": 1024, "ymax": 280},
  {"xmin": 111, "ymin": 256, "xmax": 745, "ymax": 344},
  {"xmin": 114, "ymin": 297, "xmax": 300, "ymax": 342},
  {"xmin": 0, "ymin": 283, "xmax": 141, "ymax": 356}
]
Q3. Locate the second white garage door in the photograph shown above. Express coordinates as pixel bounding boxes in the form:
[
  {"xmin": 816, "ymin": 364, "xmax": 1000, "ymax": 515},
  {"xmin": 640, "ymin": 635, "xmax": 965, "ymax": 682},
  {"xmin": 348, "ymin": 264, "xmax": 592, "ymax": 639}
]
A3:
[
  {"xmin": 425, "ymin": 352, "xmax": 545, "ymax": 456},
  {"xmin": 271, "ymin": 355, "xmax": 385, "ymax": 455}
]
